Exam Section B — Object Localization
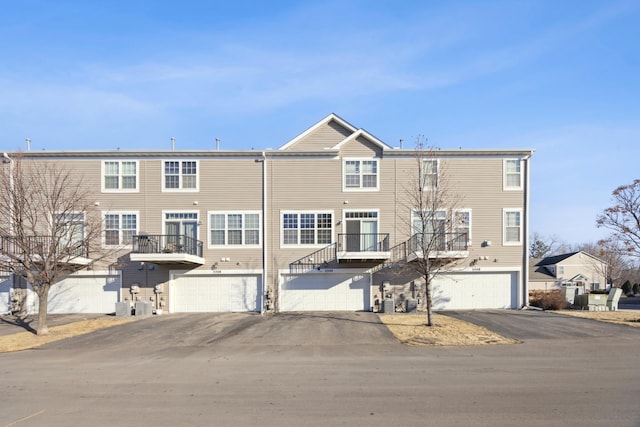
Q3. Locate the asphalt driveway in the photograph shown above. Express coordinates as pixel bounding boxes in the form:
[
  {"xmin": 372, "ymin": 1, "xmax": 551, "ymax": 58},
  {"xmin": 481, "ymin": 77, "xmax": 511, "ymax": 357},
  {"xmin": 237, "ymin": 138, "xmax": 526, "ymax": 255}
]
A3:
[
  {"xmin": 39, "ymin": 311, "xmax": 398, "ymax": 358},
  {"xmin": 445, "ymin": 309, "xmax": 640, "ymax": 341}
]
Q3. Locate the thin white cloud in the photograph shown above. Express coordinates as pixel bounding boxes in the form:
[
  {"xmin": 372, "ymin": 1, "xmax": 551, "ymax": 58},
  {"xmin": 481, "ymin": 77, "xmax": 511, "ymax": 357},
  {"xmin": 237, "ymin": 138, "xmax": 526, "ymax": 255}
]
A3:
[
  {"xmin": 0, "ymin": 0, "xmax": 636, "ymax": 153},
  {"xmin": 0, "ymin": 79, "xmax": 158, "ymax": 119}
]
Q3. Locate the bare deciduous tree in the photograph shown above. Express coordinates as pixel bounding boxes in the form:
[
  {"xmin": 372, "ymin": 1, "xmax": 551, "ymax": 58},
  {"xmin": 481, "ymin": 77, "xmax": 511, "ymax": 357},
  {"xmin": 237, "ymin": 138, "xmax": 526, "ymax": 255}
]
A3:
[
  {"xmin": 0, "ymin": 154, "xmax": 110, "ymax": 335},
  {"xmin": 402, "ymin": 141, "xmax": 466, "ymax": 326},
  {"xmin": 529, "ymin": 232, "xmax": 563, "ymax": 259},
  {"xmin": 597, "ymin": 179, "xmax": 640, "ymax": 257}
]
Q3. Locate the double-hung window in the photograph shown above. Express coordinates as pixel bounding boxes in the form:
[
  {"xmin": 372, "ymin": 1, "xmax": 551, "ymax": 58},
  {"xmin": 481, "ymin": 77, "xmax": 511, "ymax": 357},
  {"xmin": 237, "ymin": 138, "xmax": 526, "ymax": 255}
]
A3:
[
  {"xmin": 209, "ymin": 212, "xmax": 261, "ymax": 247},
  {"xmin": 104, "ymin": 212, "xmax": 138, "ymax": 247},
  {"xmin": 102, "ymin": 160, "xmax": 138, "ymax": 192},
  {"xmin": 504, "ymin": 159, "xmax": 522, "ymax": 190},
  {"xmin": 163, "ymin": 160, "xmax": 198, "ymax": 191},
  {"xmin": 282, "ymin": 212, "xmax": 332, "ymax": 246},
  {"xmin": 421, "ymin": 159, "xmax": 438, "ymax": 190},
  {"xmin": 503, "ymin": 209, "xmax": 522, "ymax": 245},
  {"xmin": 344, "ymin": 159, "xmax": 378, "ymax": 191}
]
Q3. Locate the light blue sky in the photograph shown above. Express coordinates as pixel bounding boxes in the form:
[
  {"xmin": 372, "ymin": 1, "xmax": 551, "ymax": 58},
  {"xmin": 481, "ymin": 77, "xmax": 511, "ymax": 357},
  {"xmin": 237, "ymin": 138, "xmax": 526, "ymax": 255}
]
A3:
[{"xmin": 1, "ymin": 1, "xmax": 638, "ymax": 245}]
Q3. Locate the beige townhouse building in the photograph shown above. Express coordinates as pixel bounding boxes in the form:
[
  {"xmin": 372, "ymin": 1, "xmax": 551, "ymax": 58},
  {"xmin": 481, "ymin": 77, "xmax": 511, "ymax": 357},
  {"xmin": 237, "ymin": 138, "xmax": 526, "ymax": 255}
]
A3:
[{"xmin": 0, "ymin": 114, "xmax": 533, "ymax": 314}]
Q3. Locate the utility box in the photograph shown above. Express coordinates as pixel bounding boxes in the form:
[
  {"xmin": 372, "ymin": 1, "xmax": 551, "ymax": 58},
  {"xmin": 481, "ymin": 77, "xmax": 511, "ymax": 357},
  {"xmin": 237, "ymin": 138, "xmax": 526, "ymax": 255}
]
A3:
[
  {"xmin": 405, "ymin": 298, "xmax": 418, "ymax": 313},
  {"xmin": 134, "ymin": 301, "xmax": 152, "ymax": 316},
  {"xmin": 607, "ymin": 288, "xmax": 623, "ymax": 311},
  {"xmin": 115, "ymin": 301, "xmax": 132, "ymax": 316},
  {"xmin": 382, "ymin": 299, "xmax": 395, "ymax": 313},
  {"xmin": 561, "ymin": 285, "xmax": 582, "ymax": 305}
]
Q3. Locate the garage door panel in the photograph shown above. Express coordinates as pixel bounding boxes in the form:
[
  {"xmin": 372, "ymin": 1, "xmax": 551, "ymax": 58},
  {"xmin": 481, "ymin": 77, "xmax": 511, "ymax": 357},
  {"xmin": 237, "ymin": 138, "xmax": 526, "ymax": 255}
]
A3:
[
  {"xmin": 26, "ymin": 274, "xmax": 121, "ymax": 314},
  {"xmin": 171, "ymin": 275, "xmax": 260, "ymax": 313},
  {"xmin": 280, "ymin": 273, "xmax": 369, "ymax": 312},
  {"xmin": 431, "ymin": 272, "xmax": 517, "ymax": 310}
]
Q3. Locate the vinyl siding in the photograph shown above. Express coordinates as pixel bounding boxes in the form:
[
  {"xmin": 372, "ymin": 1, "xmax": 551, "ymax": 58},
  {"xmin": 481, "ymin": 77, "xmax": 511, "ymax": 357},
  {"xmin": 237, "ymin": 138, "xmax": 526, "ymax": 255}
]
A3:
[
  {"xmin": 8, "ymin": 117, "xmax": 531, "ymax": 312},
  {"xmin": 285, "ymin": 120, "xmax": 353, "ymax": 150},
  {"xmin": 339, "ymin": 136, "xmax": 383, "ymax": 157}
]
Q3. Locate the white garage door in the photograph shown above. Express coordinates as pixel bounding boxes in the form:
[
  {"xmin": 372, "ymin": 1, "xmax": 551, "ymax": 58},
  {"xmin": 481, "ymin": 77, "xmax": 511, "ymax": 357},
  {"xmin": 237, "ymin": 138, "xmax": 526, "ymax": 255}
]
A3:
[
  {"xmin": 431, "ymin": 272, "xmax": 518, "ymax": 310},
  {"xmin": 26, "ymin": 273, "xmax": 121, "ymax": 314},
  {"xmin": 170, "ymin": 274, "xmax": 260, "ymax": 312},
  {"xmin": 0, "ymin": 275, "xmax": 11, "ymax": 314},
  {"xmin": 279, "ymin": 273, "xmax": 370, "ymax": 311}
]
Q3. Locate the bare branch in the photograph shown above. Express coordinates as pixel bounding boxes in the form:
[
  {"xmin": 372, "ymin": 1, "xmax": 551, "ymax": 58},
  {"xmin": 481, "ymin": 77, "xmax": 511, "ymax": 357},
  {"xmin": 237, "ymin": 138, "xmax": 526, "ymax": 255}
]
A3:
[
  {"xmin": 397, "ymin": 140, "xmax": 466, "ymax": 326},
  {"xmin": 0, "ymin": 154, "xmax": 115, "ymax": 334},
  {"xmin": 597, "ymin": 179, "xmax": 640, "ymax": 256}
]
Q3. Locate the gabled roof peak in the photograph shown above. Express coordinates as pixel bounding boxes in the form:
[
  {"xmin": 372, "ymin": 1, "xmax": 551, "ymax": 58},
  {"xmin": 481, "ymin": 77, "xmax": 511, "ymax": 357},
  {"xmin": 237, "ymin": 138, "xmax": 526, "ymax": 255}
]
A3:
[
  {"xmin": 279, "ymin": 113, "xmax": 393, "ymax": 151},
  {"xmin": 330, "ymin": 128, "xmax": 393, "ymax": 150},
  {"xmin": 278, "ymin": 113, "xmax": 356, "ymax": 150}
]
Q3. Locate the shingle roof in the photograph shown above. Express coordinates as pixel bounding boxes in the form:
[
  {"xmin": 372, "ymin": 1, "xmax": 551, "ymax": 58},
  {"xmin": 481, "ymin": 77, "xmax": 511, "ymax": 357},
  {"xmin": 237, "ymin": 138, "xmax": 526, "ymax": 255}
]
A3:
[
  {"xmin": 529, "ymin": 258, "xmax": 555, "ymax": 281},
  {"xmin": 535, "ymin": 252, "xmax": 579, "ymax": 267}
]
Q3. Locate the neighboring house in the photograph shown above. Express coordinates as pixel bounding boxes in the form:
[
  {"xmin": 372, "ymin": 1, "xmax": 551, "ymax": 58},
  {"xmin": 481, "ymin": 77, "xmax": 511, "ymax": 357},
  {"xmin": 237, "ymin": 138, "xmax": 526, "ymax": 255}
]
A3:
[
  {"xmin": 1, "ymin": 114, "xmax": 534, "ymax": 314},
  {"xmin": 529, "ymin": 251, "xmax": 608, "ymax": 292}
]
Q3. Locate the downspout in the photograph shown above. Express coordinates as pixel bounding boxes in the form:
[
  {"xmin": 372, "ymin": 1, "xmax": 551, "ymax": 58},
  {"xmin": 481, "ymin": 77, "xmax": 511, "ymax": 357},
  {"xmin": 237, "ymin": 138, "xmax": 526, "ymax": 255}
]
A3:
[
  {"xmin": 260, "ymin": 151, "xmax": 267, "ymax": 314},
  {"xmin": 522, "ymin": 152, "xmax": 533, "ymax": 308}
]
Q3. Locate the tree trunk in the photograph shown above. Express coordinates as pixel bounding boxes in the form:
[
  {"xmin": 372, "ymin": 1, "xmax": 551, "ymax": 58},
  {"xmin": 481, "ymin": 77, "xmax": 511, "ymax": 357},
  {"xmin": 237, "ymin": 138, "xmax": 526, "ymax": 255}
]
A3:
[
  {"xmin": 36, "ymin": 285, "xmax": 50, "ymax": 336},
  {"xmin": 425, "ymin": 275, "xmax": 433, "ymax": 326}
]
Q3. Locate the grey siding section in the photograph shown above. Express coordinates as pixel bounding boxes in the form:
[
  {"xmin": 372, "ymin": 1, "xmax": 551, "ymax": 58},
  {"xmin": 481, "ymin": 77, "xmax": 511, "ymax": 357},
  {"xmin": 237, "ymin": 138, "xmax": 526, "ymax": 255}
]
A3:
[
  {"xmin": 285, "ymin": 121, "xmax": 353, "ymax": 150},
  {"xmin": 340, "ymin": 136, "xmax": 383, "ymax": 157}
]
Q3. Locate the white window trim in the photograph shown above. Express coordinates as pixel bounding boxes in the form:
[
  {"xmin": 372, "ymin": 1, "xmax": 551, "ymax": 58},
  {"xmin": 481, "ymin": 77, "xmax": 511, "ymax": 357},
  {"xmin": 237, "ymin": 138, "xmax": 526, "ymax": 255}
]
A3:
[
  {"xmin": 343, "ymin": 209, "xmax": 381, "ymax": 223},
  {"xmin": 207, "ymin": 211, "xmax": 262, "ymax": 249},
  {"xmin": 503, "ymin": 159, "xmax": 523, "ymax": 191},
  {"xmin": 280, "ymin": 210, "xmax": 334, "ymax": 248},
  {"xmin": 503, "ymin": 208, "xmax": 523, "ymax": 246},
  {"xmin": 161, "ymin": 159, "xmax": 200, "ymax": 192},
  {"xmin": 454, "ymin": 208, "xmax": 472, "ymax": 247},
  {"xmin": 162, "ymin": 210, "xmax": 200, "ymax": 239},
  {"xmin": 343, "ymin": 208, "xmax": 381, "ymax": 236},
  {"xmin": 101, "ymin": 160, "xmax": 139, "ymax": 193},
  {"xmin": 102, "ymin": 210, "xmax": 139, "ymax": 249},
  {"xmin": 421, "ymin": 159, "xmax": 439, "ymax": 190},
  {"xmin": 342, "ymin": 158, "xmax": 380, "ymax": 192}
]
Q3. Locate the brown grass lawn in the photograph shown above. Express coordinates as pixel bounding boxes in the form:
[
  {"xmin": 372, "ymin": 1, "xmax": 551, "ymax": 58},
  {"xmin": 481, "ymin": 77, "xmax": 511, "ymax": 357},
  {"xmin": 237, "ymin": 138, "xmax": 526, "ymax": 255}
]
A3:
[
  {"xmin": 556, "ymin": 310, "xmax": 640, "ymax": 327},
  {"xmin": 0, "ymin": 317, "xmax": 135, "ymax": 353},
  {"xmin": 380, "ymin": 309, "xmax": 640, "ymax": 347},
  {"xmin": 379, "ymin": 313, "xmax": 519, "ymax": 346}
]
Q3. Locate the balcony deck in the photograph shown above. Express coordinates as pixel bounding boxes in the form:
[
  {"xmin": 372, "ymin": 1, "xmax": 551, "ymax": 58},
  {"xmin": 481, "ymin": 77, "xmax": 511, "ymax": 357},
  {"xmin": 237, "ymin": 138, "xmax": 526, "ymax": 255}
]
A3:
[
  {"xmin": 406, "ymin": 232, "xmax": 469, "ymax": 262},
  {"xmin": 0, "ymin": 235, "xmax": 92, "ymax": 266},
  {"xmin": 131, "ymin": 234, "xmax": 204, "ymax": 265},
  {"xmin": 336, "ymin": 233, "xmax": 391, "ymax": 262}
]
